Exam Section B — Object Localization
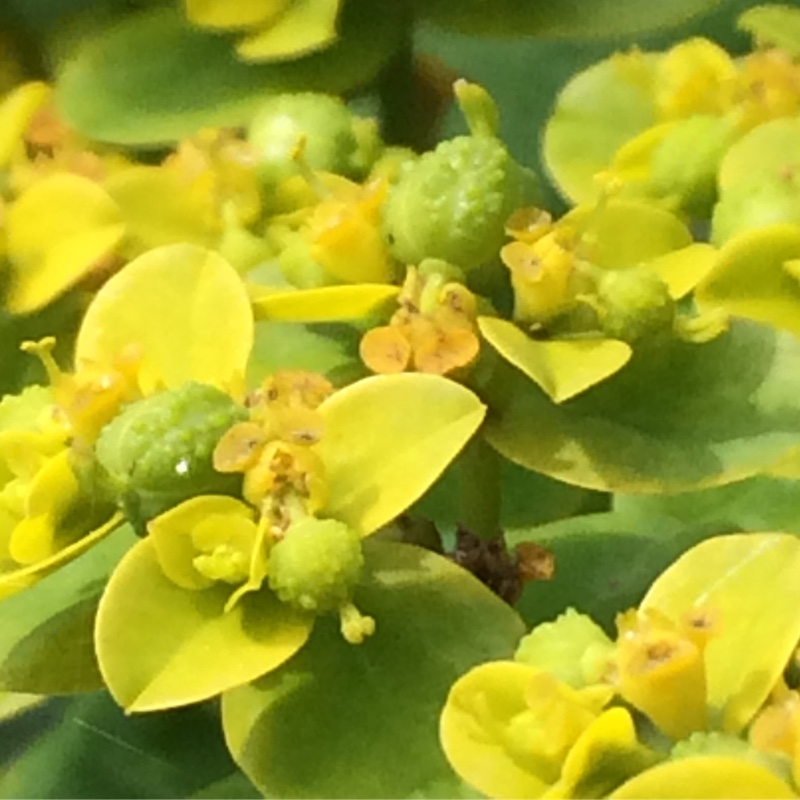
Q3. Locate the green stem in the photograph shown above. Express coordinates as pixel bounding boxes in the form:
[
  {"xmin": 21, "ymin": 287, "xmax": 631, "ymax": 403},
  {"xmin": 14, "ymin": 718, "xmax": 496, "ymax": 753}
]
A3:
[
  {"xmin": 376, "ymin": 19, "xmax": 418, "ymax": 148},
  {"xmin": 457, "ymin": 433, "xmax": 502, "ymax": 541}
]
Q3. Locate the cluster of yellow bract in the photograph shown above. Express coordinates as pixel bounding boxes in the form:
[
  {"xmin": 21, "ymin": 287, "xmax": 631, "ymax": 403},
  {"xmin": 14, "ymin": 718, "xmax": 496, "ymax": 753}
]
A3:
[{"xmin": 441, "ymin": 533, "xmax": 800, "ymax": 799}]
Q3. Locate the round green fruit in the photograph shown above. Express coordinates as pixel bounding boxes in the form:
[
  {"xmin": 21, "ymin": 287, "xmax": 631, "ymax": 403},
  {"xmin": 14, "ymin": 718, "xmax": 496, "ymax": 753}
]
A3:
[
  {"xmin": 268, "ymin": 518, "xmax": 363, "ymax": 613},
  {"xmin": 596, "ymin": 266, "xmax": 675, "ymax": 343}
]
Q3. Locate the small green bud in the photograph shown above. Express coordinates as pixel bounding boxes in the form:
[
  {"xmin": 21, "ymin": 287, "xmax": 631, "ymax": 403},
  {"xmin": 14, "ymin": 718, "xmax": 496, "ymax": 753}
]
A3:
[
  {"xmin": 514, "ymin": 608, "xmax": 614, "ymax": 688},
  {"xmin": 247, "ymin": 93, "xmax": 362, "ymax": 188},
  {"xmin": 268, "ymin": 517, "xmax": 363, "ymax": 613},
  {"xmin": 596, "ymin": 266, "xmax": 675, "ymax": 343}
]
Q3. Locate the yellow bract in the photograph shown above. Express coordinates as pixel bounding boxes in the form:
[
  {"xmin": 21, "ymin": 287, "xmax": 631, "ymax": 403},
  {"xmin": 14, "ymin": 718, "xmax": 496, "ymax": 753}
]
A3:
[
  {"xmin": 478, "ymin": 317, "xmax": 632, "ymax": 404},
  {"xmin": 640, "ymin": 533, "xmax": 800, "ymax": 733},
  {"xmin": 184, "ymin": 0, "xmax": 289, "ymax": 29},
  {"xmin": 75, "ymin": 243, "xmax": 253, "ymax": 397},
  {"xmin": 439, "ymin": 660, "xmax": 617, "ymax": 799},
  {"xmin": 5, "ymin": 173, "xmax": 126, "ymax": 314},
  {"xmin": 0, "ymin": 82, "xmax": 49, "ymax": 170},
  {"xmin": 148, "ymin": 495, "xmax": 264, "ymax": 594},
  {"xmin": 609, "ymin": 756, "xmax": 797, "ymax": 799}
]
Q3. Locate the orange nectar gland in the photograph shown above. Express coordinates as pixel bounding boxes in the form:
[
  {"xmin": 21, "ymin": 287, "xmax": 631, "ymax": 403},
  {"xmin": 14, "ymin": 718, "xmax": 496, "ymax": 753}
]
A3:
[
  {"xmin": 20, "ymin": 337, "xmax": 142, "ymax": 446},
  {"xmin": 614, "ymin": 607, "xmax": 717, "ymax": 740},
  {"xmin": 359, "ymin": 268, "xmax": 480, "ymax": 377}
]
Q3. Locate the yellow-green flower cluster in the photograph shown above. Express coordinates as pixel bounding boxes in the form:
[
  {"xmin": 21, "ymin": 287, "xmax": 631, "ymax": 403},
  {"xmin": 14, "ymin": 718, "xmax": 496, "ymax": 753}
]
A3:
[{"xmin": 440, "ymin": 533, "xmax": 800, "ymax": 799}]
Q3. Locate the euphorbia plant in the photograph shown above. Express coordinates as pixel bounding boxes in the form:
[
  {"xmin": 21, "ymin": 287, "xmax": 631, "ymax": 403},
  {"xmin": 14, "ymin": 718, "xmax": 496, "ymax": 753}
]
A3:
[{"xmin": 7, "ymin": 1, "xmax": 800, "ymax": 799}]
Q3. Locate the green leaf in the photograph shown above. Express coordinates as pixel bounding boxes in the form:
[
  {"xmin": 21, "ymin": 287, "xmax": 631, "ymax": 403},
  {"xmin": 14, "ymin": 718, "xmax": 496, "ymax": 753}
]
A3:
[
  {"xmin": 0, "ymin": 691, "xmax": 242, "ymax": 799},
  {"xmin": 55, "ymin": 2, "xmax": 404, "ymax": 145},
  {"xmin": 222, "ymin": 540, "xmax": 525, "ymax": 799},
  {"xmin": 479, "ymin": 317, "xmax": 632, "ymax": 403},
  {"xmin": 0, "ymin": 524, "xmax": 136, "ymax": 694},
  {"xmin": 245, "ymin": 320, "xmax": 366, "ymax": 389},
  {"xmin": 314, "ymin": 374, "xmax": 486, "ymax": 536},
  {"xmin": 614, "ymin": 474, "xmax": 800, "ymax": 534},
  {"xmin": 251, "ymin": 284, "xmax": 399, "ymax": 323},
  {"xmin": 191, "ymin": 771, "xmax": 261, "ymax": 799},
  {"xmin": 542, "ymin": 54, "xmax": 657, "ymax": 204},
  {"xmin": 482, "ymin": 320, "xmax": 800, "ymax": 493},
  {"xmin": 506, "ymin": 511, "xmax": 715, "ymax": 632},
  {"xmin": 415, "ymin": 0, "xmax": 723, "ymax": 39},
  {"xmin": 95, "ymin": 537, "xmax": 314, "ymax": 712},
  {"xmin": 738, "ymin": 3, "xmax": 800, "ymax": 55},
  {"xmin": 413, "ymin": 447, "xmax": 607, "ymax": 533},
  {"xmin": 641, "ymin": 533, "xmax": 800, "ymax": 733},
  {"xmin": 696, "ymin": 224, "xmax": 800, "ymax": 336}
]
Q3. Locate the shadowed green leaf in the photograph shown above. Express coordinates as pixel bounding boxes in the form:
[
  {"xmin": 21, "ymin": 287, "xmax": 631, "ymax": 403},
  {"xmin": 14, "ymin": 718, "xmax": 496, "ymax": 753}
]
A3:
[
  {"xmin": 222, "ymin": 540, "xmax": 524, "ymax": 798},
  {"xmin": 0, "ymin": 524, "xmax": 136, "ymax": 694},
  {"xmin": 483, "ymin": 320, "xmax": 800, "ymax": 493},
  {"xmin": 55, "ymin": 2, "xmax": 404, "ymax": 145}
]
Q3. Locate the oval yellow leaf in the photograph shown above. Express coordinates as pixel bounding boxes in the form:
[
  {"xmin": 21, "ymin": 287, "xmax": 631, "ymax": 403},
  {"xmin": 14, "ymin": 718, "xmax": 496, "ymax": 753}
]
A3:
[
  {"xmin": 610, "ymin": 756, "xmax": 796, "ymax": 799},
  {"xmin": 640, "ymin": 533, "xmax": 800, "ymax": 733},
  {"xmin": 185, "ymin": 0, "xmax": 288, "ymax": 29},
  {"xmin": 0, "ymin": 511, "xmax": 123, "ymax": 601},
  {"xmin": 95, "ymin": 537, "xmax": 313, "ymax": 712},
  {"xmin": 105, "ymin": 166, "xmax": 216, "ymax": 257},
  {"xmin": 6, "ymin": 173, "xmax": 125, "ymax": 314},
  {"xmin": 0, "ymin": 82, "xmax": 49, "ymax": 169},
  {"xmin": 478, "ymin": 317, "xmax": 631, "ymax": 403},
  {"xmin": 236, "ymin": 0, "xmax": 341, "ymax": 62},
  {"xmin": 251, "ymin": 284, "xmax": 399, "ymax": 322},
  {"xmin": 75, "ymin": 244, "xmax": 253, "ymax": 394},
  {"xmin": 439, "ymin": 660, "xmax": 549, "ymax": 800},
  {"xmin": 695, "ymin": 224, "xmax": 800, "ymax": 336},
  {"xmin": 561, "ymin": 199, "xmax": 692, "ymax": 269},
  {"xmin": 314, "ymin": 374, "xmax": 486, "ymax": 536},
  {"xmin": 648, "ymin": 243, "xmax": 719, "ymax": 300}
]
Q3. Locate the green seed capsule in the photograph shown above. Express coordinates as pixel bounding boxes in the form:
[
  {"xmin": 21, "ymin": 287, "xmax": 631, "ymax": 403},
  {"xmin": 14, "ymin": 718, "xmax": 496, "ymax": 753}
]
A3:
[
  {"xmin": 383, "ymin": 136, "xmax": 523, "ymax": 272},
  {"xmin": 268, "ymin": 517, "xmax": 363, "ymax": 613},
  {"xmin": 596, "ymin": 266, "xmax": 675, "ymax": 343},
  {"xmin": 94, "ymin": 382, "xmax": 248, "ymax": 533},
  {"xmin": 383, "ymin": 81, "xmax": 524, "ymax": 272}
]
